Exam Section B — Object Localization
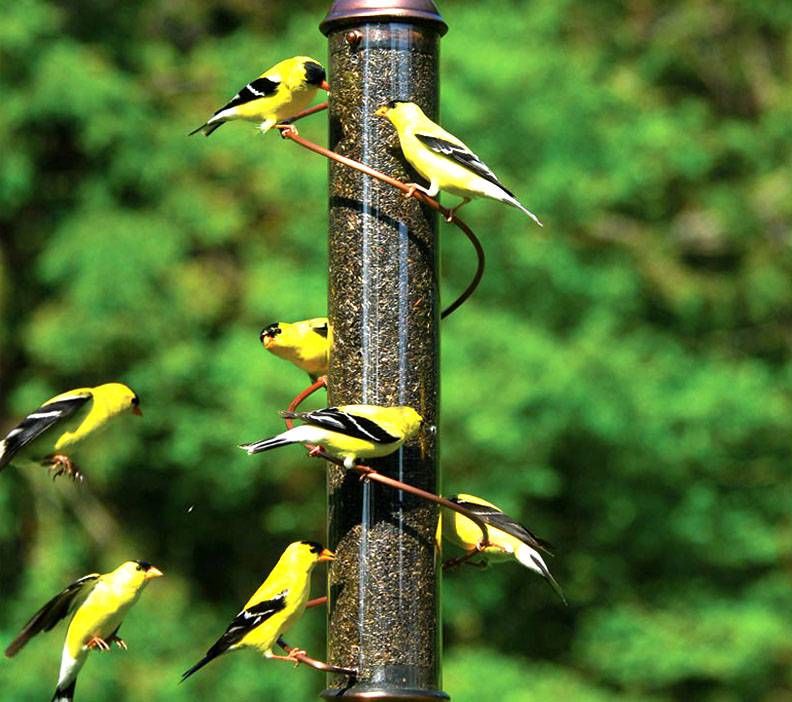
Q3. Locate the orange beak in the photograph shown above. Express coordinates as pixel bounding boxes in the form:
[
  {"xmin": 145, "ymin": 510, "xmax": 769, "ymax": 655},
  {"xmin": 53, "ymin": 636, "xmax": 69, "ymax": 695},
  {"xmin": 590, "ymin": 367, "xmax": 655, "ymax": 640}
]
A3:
[
  {"xmin": 144, "ymin": 566, "xmax": 164, "ymax": 580},
  {"xmin": 318, "ymin": 548, "xmax": 335, "ymax": 563},
  {"xmin": 132, "ymin": 406, "xmax": 143, "ymax": 417},
  {"xmin": 320, "ymin": 80, "xmax": 331, "ymax": 92},
  {"xmin": 262, "ymin": 336, "xmax": 274, "ymax": 349}
]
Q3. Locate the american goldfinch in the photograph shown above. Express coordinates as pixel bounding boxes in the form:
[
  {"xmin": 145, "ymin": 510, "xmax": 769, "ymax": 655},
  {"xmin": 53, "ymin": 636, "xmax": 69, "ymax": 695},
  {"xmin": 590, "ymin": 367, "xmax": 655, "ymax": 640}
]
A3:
[
  {"xmin": 443, "ymin": 493, "xmax": 565, "ymax": 603},
  {"xmin": 239, "ymin": 405, "xmax": 423, "ymax": 468},
  {"xmin": 260, "ymin": 318, "xmax": 330, "ymax": 381},
  {"xmin": 190, "ymin": 56, "xmax": 329, "ymax": 137},
  {"xmin": 182, "ymin": 541, "xmax": 334, "ymax": 680},
  {"xmin": 5, "ymin": 560, "xmax": 163, "ymax": 702},
  {"xmin": 0, "ymin": 383, "xmax": 142, "ymax": 480},
  {"xmin": 375, "ymin": 101, "xmax": 542, "ymax": 225}
]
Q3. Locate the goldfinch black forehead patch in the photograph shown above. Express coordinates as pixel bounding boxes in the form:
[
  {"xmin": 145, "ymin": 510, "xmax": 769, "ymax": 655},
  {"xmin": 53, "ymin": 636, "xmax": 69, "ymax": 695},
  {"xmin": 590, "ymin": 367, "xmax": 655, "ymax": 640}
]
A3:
[
  {"xmin": 304, "ymin": 61, "xmax": 326, "ymax": 86},
  {"xmin": 301, "ymin": 541, "xmax": 324, "ymax": 554},
  {"xmin": 135, "ymin": 560, "xmax": 153, "ymax": 571}
]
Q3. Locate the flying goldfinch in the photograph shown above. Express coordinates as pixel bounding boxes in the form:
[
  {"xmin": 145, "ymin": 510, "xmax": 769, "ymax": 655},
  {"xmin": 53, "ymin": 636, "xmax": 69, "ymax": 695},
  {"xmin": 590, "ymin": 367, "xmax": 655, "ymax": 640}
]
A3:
[
  {"xmin": 181, "ymin": 540, "xmax": 334, "ymax": 680},
  {"xmin": 260, "ymin": 318, "xmax": 331, "ymax": 381},
  {"xmin": 0, "ymin": 383, "xmax": 142, "ymax": 480},
  {"xmin": 190, "ymin": 56, "xmax": 329, "ymax": 137},
  {"xmin": 443, "ymin": 493, "xmax": 566, "ymax": 603},
  {"xmin": 375, "ymin": 101, "xmax": 542, "ymax": 225},
  {"xmin": 5, "ymin": 560, "xmax": 163, "ymax": 702},
  {"xmin": 239, "ymin": 405, "xmax": 423, "ymax": 468}
]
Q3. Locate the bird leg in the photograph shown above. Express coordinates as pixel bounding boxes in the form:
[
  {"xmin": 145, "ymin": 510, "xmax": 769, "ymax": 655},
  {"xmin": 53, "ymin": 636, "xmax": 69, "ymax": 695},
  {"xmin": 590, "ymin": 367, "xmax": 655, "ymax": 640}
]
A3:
[
  {"xmin": 443, "ymin": 548, "xmax": 490, "ymax": 571},
  {"xmin": 446, "ymin": 197, "xmax": 471, "ymax": 222},
  {"xmin": 308, "ymin": 445, "xmax": 324, "ymax": 457},
  {"xmin": 86, "ymin": 636, "xmax": 111, "ymax": 652},
  {"xmin": 404, "ymin": 182, "xmax": 434, "ymax": 200},
  {"xmin": 109, "ymin": 634, "xmax": 127, "ymax": 650},
  {"xmin": 269, "ymin": 649, "xmax": 307, "ymax": 668},
  {"xmin": 45, "ymin": 454, "xmax": 82, "ymax": 482},
  {"xmin": 276, "ymin": 123, "xmax": 299, "ymax": 138}
]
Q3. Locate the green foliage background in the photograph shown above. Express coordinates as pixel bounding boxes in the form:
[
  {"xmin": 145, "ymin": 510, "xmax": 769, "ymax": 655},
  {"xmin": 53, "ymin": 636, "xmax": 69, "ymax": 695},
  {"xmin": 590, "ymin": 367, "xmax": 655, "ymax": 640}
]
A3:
[{"xmin": 1, "ymin": 0, "xmax": 791, "ymax": 699}]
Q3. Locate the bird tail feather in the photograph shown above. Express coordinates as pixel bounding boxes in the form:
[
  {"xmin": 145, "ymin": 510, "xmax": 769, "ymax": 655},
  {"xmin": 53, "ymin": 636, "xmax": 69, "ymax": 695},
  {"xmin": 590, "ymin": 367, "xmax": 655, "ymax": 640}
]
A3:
[
  {"xmin": 515, "ymin": 544, "xmax": 567, "ymax": 605},
  {"xmin": 51, "ymin": 679, "xmax": 76, "ymax": 702},
  {"xmin": 188, "ymin": 121, "xmax": 224, "ymax": 137},
  {"xmin": 0, "ymin": 439, "xmax": 8, "ymax": 471},
  {"xmin": 239, "ymin": 434, "xmax": 294, "ymax": 455},
  {"xmin": 508, "ymin": 197, "xmax": 543, "ymax": 227},
  {"xmin": 181, "ymin": 654, "xmax": 216, "ymax": 682}
]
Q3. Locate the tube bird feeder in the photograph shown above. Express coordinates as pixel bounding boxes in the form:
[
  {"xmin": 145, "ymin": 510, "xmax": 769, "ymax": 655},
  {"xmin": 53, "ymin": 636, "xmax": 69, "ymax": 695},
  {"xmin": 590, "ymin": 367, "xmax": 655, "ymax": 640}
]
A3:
[{"xmin": 320, "ymin": 1, "xmax": 449, "ymax": 700}]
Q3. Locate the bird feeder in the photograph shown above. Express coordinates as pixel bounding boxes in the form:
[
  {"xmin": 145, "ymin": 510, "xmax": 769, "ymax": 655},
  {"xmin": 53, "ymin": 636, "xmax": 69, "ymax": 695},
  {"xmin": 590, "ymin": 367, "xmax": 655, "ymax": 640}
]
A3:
[{"xmin": 320, "ymin": 1, "xmax": 449, "ymax": 699}]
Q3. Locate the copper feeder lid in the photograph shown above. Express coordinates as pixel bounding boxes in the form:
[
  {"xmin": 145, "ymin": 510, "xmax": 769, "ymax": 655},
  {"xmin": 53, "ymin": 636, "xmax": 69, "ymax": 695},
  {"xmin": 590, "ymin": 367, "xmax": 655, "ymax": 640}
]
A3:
[{"xmin": 320, "ymin": 0, "xmax": 448, "ymax": 36}]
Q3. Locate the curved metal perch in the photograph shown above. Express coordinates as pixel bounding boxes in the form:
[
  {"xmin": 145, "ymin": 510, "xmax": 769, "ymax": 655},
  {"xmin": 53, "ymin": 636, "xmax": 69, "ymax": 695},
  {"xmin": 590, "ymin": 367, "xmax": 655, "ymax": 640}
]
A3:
[
  {"xmin": 281, "ymin": 379, "xmax": 491, "ymax": 547},
  {"xmin": 276, "ymin": 636, "xmax": 357, "ymax": 678},
  {"xmin": 277, "ymin": 104, "xmax": 486, "ymax": 320}
]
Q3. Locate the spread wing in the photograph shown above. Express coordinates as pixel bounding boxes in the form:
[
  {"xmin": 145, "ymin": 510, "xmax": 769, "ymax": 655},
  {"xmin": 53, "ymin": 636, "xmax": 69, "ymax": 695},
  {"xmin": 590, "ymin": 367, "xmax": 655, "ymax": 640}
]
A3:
[
  {"xmin": 214, "ymin": 76, "xmax": 280, "ymax": 114},
  {"xmin": 5, "ymin": 573, "xmax": 100, "ymax": 657},
  {"xmin": 0, "ymin": 394, "xmax": 91, "ymax": 469},
  {"xmin": 181, "ymin": 592, "xmax": 287, "ymax": 680},
  {"xmin": 414, "ymin": 133, "xmax": 514, "ymax": 197},
  {"xmin": 281, "ymin": 407, "xmax": 400, "ymax": 444},
  {"xmin": 451, "ymin": 497, "xmax": 554, "ymax": 555}
]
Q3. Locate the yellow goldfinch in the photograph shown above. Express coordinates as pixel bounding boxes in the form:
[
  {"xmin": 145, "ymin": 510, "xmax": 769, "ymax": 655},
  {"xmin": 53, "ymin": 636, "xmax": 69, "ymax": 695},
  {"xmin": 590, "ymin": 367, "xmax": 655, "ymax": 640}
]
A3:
[
  {"xmin": 0, "ymin": 383, "xmax": 142, "ymax": 480},
  {"xmin": 181, "ymin": 541, "xmax": 334, "ymax": 680},
  {"xmin": 5, "ymin": 560, "xmax": 163, "ymax": 702},
  {"xmin": 443, "ymin": 493, "xmax": 566, "ymax": 603},
  {"xmin": 260, "ymin": 318, "xmax": 330, "ymax": 381},
  {"xmin": 239, "ymin": 405, "xmax": 423, "ymax": 468},
  {"xmin": 190, "ymin": 56, "xmax": 329, "ymax": 137},
  {"xmin": 375, "ymin": 101, "xmax": 542, "ymax": 225}
]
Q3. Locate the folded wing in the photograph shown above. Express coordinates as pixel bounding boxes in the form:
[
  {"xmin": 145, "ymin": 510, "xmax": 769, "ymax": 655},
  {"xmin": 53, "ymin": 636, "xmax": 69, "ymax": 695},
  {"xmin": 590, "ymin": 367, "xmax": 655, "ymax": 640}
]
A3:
[{"xmin": 280, "ymin": 408, "xmax": 400, "ymax": 444}]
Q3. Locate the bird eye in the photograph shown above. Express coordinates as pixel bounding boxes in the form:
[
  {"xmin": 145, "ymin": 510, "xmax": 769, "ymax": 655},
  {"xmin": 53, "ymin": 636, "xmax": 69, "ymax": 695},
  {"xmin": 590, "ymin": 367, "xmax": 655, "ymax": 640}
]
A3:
[{"xmin": 135, "ymin": 564, "xmax": 143, "ymax": 571}]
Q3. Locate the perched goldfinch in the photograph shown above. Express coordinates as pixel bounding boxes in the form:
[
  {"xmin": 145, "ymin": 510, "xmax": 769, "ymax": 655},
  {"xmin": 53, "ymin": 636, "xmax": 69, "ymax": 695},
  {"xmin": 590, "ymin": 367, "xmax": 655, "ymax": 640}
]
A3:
[
  {"xmin": 443, "ymin": 494, "xmax": 566, "ymax": 603},
  {"xmin": 260, "ymin": 318, "xmax": 330, "ymax": 381},
  {"xmin": 0, "ymin": 383, "xmax": 142, "ymax": 480},
  {"xmin": 182, "ymin": 541, "xmax": 334, "ymax": 680},
  {"xmin": 375, "ymin": 101, "xmax": 542, "ymax": 224},
  {"xmin": 190, "ymin": 56, "xmax": 329, "ymax": 137},
  {"xmin": 239, "ymin": 405, "xmax": 423, "ymax": 468},
  {"xmin": 5, "ymin": 560, "xmax": 163, "ymax": 702}
]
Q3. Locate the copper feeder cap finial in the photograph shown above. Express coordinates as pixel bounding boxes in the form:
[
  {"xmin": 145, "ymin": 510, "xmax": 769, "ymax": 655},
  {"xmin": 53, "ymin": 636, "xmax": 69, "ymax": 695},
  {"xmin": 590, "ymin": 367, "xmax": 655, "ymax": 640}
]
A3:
[{"xmin": 320, "ymin": 0, "xmax": 448, "ymax": 36}]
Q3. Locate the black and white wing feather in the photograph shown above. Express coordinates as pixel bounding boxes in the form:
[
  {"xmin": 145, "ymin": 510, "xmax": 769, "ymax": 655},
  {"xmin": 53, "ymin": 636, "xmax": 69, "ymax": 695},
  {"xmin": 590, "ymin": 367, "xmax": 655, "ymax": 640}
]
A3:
[
  {"xmin": 181, "ymin": 592, "xmax": 288, "ymax": 681},
  {"xmin": 0, "ymin": 394, "xmax": 91, "ymax": 470},
  {"xmin": 5, "ymin": 573, "xmax": 100, "ymax": 657},
  {"xmin": 450, "ymin": 497, "xmax": 554, "ymax": 555},
  {"xmin": 280, "ymin": 407, "xmax": 400, "ymax": 444},
  {"xmin": 213, "ymin": 76, "xmax": 280, "ymax": 115},
  {"xmin": 414, "ymin": 133, "xmax": 515, "ymax": 197}
]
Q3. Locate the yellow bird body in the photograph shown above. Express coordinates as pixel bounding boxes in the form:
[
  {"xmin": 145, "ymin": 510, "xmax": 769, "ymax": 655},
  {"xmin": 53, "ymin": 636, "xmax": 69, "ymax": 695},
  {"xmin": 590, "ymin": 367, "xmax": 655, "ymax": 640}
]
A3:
[
  {"xmin": 5, "ymin": 561, "xmax": 163, "ymax": 702},
  {"xmin": 443, "ymin": 493, "xmax": 566, "ymax": 603},
  {"xmin": 260, "ymin": 318, "xmax": 330, "ymax": 380},
  {"xmin": 0, "ymin": 383, "xmax": 141, "ymax": 478},
  {"xmin": 182, "ymin": 541, "xmax": 334, "ymax": 680},
  {"xmin": 376, "ymin": 101, "xmax": 542, "ymax": 224},
  {"xmin": 191, "ymin": 56, "xmax": 329, "ymax": 137},
  {"xmin": 240, "ymin": 405, "xmax": 424, "ymax": 468}
]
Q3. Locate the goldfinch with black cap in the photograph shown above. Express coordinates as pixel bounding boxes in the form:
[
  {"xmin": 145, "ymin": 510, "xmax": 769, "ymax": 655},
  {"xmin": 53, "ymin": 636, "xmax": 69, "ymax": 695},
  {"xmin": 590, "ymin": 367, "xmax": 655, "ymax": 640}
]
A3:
[
  {"xmin": 239, "ymin": 405, "xmax": 423, "ymax": 468},
  {"xmin": 5, "ymin": 560, "xmax": 163, "ymax": 702},
  {"xmin": 182, "ymin": 541, "xmax": 334, "ymax": 680},
  {"xmin": 375, "ymin": 101, "xmax": 542, "ymax": 224},
  {"xmin": 0, "ymin": 383, "xmax": 142, "ymax": 480},
  {"xmin": 260, "ymin": 318, "xmax": 330, "ymax": 381},
  {"xmin": 190, "ymin": 56, "xmax": 329, "ymax": 137},
  {"xmin": 443, "ymin": 493, "xmax": 566, "ymax": 604}
]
